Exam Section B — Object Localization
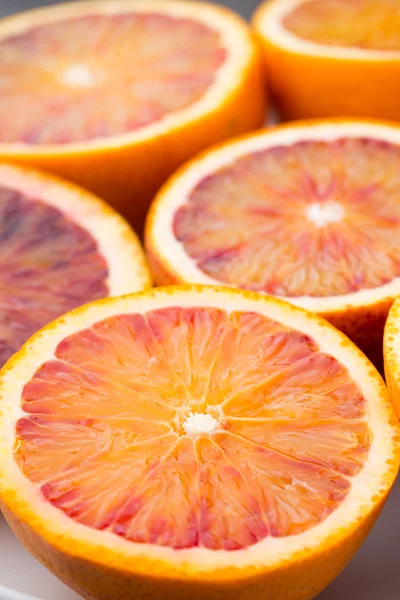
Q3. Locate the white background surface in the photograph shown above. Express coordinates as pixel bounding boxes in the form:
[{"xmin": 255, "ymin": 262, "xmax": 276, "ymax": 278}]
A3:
[{"xmin": 0, "ymin": 516, "xmax": 79, "ymax": 600}]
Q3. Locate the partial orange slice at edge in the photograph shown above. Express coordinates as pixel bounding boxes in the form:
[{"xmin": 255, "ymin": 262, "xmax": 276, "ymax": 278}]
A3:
[
  {"xmin": 253, "ymin": 0, "xmax": 400, "ymax": 120},
  {"xmin": 0, "ymin": 285, "xmax": 398, "ymax": 600},
  {"xmin": 0, "ymin": 162, "xmax": 151, "ymax": 369},
  {"xmin": 384, "ymin": 297, "xmax": 400, "ymax": 420}
]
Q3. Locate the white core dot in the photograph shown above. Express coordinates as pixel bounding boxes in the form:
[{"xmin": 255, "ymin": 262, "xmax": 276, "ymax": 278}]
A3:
[
  {"xmin": 306, "ymin": 201, "xmax": 344, "ymax": 228},
  {"xmin": 62, "ymin": 64, "xmax": 95, "ymax": 87},
  {"xmin": 183, "ymin": 412, "xmax": 218, "ymax": 436}
]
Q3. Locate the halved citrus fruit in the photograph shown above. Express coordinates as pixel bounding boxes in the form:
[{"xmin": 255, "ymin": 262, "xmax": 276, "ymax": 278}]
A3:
[
  {"xmin": 0, "ymin": 285, "xmax": 398, "ymax": 600},
  {"xmin": 0, "ymin": 0, "xmax": 266, "ymax": 231},
  {"xmin": 0, "ymin": 163, "xmax": 150, "ymax": 370},
  {"xmin": 384, "ymin": 297, "xmax": 400, "ymax": 419},
  {"xmin": 253, "ymin": 0, "xmax": 400, "ymax": 120},
  {"xmin": 146, "ymin": 119, "xmax": 400, "ymax": 368}
]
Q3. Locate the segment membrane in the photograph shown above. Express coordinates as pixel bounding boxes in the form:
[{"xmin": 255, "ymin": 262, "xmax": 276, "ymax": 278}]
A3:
[
  {"xmin": 0, "ymin": 187, "xmax": 108, "ymax": 367},
  {"xmin": 16, "ymin": 306, "xmax": 370, "ymax": 549},
  {"xmin": 174, "ymin": 138, "xmax": 400, "ymax": 296},
  {"xmin": 0, "ymin": 13, "xmax": 225, "ymax": 144}
]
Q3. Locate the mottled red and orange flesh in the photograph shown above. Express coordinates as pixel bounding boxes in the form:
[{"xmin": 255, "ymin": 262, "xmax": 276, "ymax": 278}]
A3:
[
  {"xmin": 16, "ymin": 306, "xmax": 370, "ymax": 550},
  {"xmin": 0, "ymin": 187, "xmax": 108, "ymax": 367},
  {"xmin": 283, "ymin": 0, "xmax": 400, "ymax": 51},
  {"xmin": 0, "ymin": 12, "xmax": 225, "ymax": 144},
  {"xmin": 174, "ymin": 138, "xmax": 400, "ymax": 297}
]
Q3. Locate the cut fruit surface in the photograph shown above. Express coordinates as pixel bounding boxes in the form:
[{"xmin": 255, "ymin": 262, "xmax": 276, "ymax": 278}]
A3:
[
  {"xmin": 0, "ymin": 286, "xmax": 398, "ymax": 600},
  {"xmin": 253, "ymin": 0, "xmax": 400, "ymax": 119},
  {"xmin": 172, "ymin": 138, "xmax": 400, "ymax": 298},
  {"xmin": 0, "ymin": 12, "xmax": 225, "ymax": 144},
  {"xmin": 0, "ymin": 163, "xmax": 150, "ymax": 369},
  {"xmin": 283, "ymin": 0, "xmax": 400, "ymax": 51},
  {"xmin": 0, "ymin": 1, "xmax": 266, "ymax": 230},
  {"xmin": 146, "ymin": 120, "xmax": 400, "ymax": 368},
  {"xmin": 17, "ymin": 309, "xmax": 363, "ymax": 546}
]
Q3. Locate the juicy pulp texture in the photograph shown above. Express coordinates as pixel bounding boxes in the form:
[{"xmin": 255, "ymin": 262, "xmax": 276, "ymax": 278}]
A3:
[
  {"xmin": 0, "ymin": 12, "xmax": 225, "ymax": 144},
  {"xmin": 0, "ymin": 187, "xmax": 108, "ymax": 367},
  {"xmin": 16, "ymin": 306, "xmax": 370, "ymax": 550},
  {"xmin": 174, "ymin": 137, "xmax": 400, "ymax": 297},
  {"xmin": 284, "ymin": 0, "xmax": 400, "ymax": 51}
]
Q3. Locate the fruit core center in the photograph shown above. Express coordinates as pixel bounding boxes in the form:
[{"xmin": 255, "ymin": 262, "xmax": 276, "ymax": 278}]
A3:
[
  {"xmin": 183, "ymin": 412, "xmax": 219, "ymax": 436},
  {"xmin": 61, "ymin": 64, "xmax": 95, "ymax": 87},
  {"xmin": 306, "ymin": 201, "xmax": 344, "ymax": 227}
]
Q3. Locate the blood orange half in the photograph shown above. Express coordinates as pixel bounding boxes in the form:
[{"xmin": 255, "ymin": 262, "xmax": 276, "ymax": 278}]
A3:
[
  {"xmin": 0, "ymin": 286, "xmax": 398, "ymax": 600},
  {"xmin": 253, "ymin": 0, "xmax": 400, "ymax": 120},
  {"xmin": 146, "ymin": 119, "xmax": 400, "ymax": 368},
  {"xmin": 0, "ymin": 163, "xmax": 150, "ymax": 369},
  {"xmin": 0, "ymin": 0, "xmax": 266, "ymax": 231}
]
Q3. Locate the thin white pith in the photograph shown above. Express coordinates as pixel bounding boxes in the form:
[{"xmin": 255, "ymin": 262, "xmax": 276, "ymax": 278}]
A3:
[
  {"xmin": 307, "ymin": 201, "xmax": 344, "ymax": 227},
  {"xmin": 183, "ymin": 412, "xmax": 219, "ymax": 436}
]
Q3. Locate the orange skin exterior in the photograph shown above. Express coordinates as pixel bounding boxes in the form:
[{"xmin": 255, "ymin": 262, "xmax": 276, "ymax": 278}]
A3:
[
  {"xmin": 384, "ymin": 298, "xmax": 400, "ymax": 419},
  {"xmin": 252, "ymin": 1, "xmax": 400, "ymax": 121},
  {"xmin": 0, "ymin": 35, "xmax": 266, "ymax": 235},
  {"xmin": 145, "ymin": 118, "xmax": 400, "ymax": 372},
  {"xmin": 1, "ymin": 287, "xmax": 399, "ymax": 600}
]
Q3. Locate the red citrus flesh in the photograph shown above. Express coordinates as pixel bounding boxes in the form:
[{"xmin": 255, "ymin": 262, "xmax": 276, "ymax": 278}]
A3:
[
  {"xmin": 0, "ymin": 12, "xmax": 225, "ymax": 144},
  {"xmin": 283, "ymin": 0, "xmax": 400, "ymax": 51},
  {"xmin": 16, "ymin": 306, "xmax": 370, "ymax": 550},
  {"xmin": 0, "ymin": 186, "xmax": 108, "ymax": 367},
  {"xmin": 174, "ymin": 138, "xmax": 400, "ymax": 296}
]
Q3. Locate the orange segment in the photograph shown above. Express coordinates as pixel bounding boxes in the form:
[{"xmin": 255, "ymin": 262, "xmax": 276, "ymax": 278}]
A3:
[
  {"xmin": 21, "ymin": 360, "xmax": 176, "ymax": 424},
  {"xmin": 0, "ymin": 1, "xmax": 266, "ymax": 230},
  {"xmin": 0, "ymin": 286, "xmax": 398, "ymax": 600},
  {"xmin": 215, "ymin": 432, "xmax": 351, "ymax": 537},
  {"xmin": 146, "ymin": 307, "xmax": 228, "ymax": 404},
  {"xmin": 146, "ymin": 120, "xmax": 400, "ymax": 367},
  {"xmin": 196, "ymin": 435, "xmax": 269, "ymax": 549},
  {"xmin": 253, "ymin": 0, "xmax": 400, "ymax": 120},
  {"xmin": 0, "ymin": 163, "xmax": 150, "ymax": 369},
  {"xmin": 222, "ymin": 352, "xmax": 365, "ymax": 421},
  {"xmin": 40, "ymin": 433, "xmax": 180, "ymax": 534},
  {"xmin": 117, "ymin": 436, "xmax": 199, "ymax": 548},
  {"xmin": 224, "ymin": 419, "xmax": 370, "ymax": 477},
  {"xmin": 206, "ymin": 312, "xmax": 318, "ymax": 405}
]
